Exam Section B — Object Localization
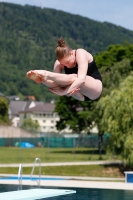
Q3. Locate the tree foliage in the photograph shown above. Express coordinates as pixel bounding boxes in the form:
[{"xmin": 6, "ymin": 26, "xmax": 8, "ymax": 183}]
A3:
[
  {"xmin": 97, "ymin": 72, "xmax": 133, "ymax": 165},
  {"xmin": 21, "ymin": 118, "xmax": 40, "ymax": 134},
  {"xmin": 0, "ymin": 97, "xmax": 10, "ymax": 125},
  {"xmin": 55, "ymin": 95, "xmax": 98, "ymax": 133}
]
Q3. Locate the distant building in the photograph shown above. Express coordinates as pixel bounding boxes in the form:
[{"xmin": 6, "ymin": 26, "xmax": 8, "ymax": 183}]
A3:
[
  {"xmin": 9, "ymin": 100, "xmax": 98, "ymax": 134},
  {"xmin": 24, "ymin": 96, "xmax": 36, "ymax": 101},
  {"xmin": 7, "ymin": 95, "xmax": 20, "ymax": 101},
  {"xmin": 19, "ymin": 103, "xmax": 59, "ymax": 133},
  {"xmin": 9, "ymin": 100, "xmax": 43, "ymax": 127},
  {"xmin": 9, "ymin": 100, "xmax": 61, "ymax": 133}
]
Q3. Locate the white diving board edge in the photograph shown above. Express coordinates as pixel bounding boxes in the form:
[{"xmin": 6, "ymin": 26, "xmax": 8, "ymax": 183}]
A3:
[{"xmin": 0, "ymin": 188, "xmax": 76, "ymax": 200}]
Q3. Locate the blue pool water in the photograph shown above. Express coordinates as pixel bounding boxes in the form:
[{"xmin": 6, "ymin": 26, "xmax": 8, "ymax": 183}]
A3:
[
  {"xmin": 0, "ymin": 184, "xmax": 133, "ymax": 200},
  {"xmin": 0, "ymin": 176, "xmax": 66, "ymax": 180}
]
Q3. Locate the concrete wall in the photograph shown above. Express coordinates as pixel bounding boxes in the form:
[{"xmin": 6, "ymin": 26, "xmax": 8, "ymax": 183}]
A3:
[{"xmin": 0, "ymin": 126, "xmax": 36, "ymax": 138}]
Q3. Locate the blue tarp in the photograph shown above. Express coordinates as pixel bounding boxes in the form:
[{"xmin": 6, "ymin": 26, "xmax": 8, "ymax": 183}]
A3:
[{"xmin": 20, "ymin": 142, "xmax": 34, "ymax": 148}]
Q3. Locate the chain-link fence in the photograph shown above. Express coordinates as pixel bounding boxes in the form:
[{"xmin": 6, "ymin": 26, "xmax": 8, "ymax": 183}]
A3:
[{"xmin": 0, "ymin": 135, "xmax": 109, "ymax": 148}]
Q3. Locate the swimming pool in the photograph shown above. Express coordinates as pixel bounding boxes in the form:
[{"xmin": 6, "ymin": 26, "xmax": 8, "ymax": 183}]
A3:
[
  {"xmin": 0, "ymin": 176, "xmax": 66, "ymax": 181},
  {"xmin": 0, "ymin": 184, "xmax": 133, "ymax": 200}
]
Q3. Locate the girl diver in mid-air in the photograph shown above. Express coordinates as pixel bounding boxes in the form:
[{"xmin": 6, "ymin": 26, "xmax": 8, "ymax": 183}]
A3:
[{"xmin": 27, "ymin": 37, "xmax": 102, "ymax": 101}]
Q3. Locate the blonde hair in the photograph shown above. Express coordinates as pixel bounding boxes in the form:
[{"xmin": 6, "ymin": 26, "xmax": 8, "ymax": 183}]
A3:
[{"xmin": 55, "ymin": 37, "xmax": 72, "ymax": 60}]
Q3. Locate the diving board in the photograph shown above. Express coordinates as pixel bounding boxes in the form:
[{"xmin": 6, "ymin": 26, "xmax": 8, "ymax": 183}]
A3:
[{"xmin": 0, "ymin": 188, "xmax": 76, "ymax": 200}]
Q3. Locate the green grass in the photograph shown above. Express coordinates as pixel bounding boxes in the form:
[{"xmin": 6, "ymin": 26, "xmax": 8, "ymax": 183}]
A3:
[
  {"xmin": 0, "ymin": 165, "xmax": 125, "ymax": 178},
  {"xmin": 0, "ymin": 147, "xmax": 124, "ymax": 178},
  {"xmin": 0, "ymin": 147, "xmax": 112, "ymax": 164}
]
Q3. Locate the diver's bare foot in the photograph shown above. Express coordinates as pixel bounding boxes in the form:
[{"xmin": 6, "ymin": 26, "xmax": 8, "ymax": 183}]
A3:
[
  {"xmin": 31, "ymin": 70, "xmax": 49, "ymax": 81},
  {"xmin": 26, "ymin": 70, "xmax": 43, "ymax": 84}
]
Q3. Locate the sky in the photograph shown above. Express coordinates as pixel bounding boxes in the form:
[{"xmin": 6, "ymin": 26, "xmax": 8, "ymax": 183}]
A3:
[{"xmin": 0, "ymin": 0, "xmax": 133, "ymax": 31}]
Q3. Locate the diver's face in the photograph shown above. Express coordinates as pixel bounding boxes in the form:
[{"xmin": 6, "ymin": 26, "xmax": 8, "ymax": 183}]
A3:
[{"xmin": 59, "ymin": 51, "xmax": 75, "ymax": 68}]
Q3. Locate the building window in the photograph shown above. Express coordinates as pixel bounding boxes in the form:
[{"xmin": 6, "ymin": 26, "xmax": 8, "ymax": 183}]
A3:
[
  {"xmin": 43, "ymin": 120, "xmax": 46, "ymax": 123},
  {"xmin": 50, "ymin": 127, "xmax": 54, "ymax": 129},
  {"xmin": 24, "ymin": 113, "xmax": 27, "ymax": 118},
  {"xmin": 51, "ymin": 120, "xmax": 54, "ymax": 123},
  {"xmin": 43, "ymin": 126, "xmax": 46, "ymax": 129},
  {"xmin": 46, "ymin": 114, "xmax": 52, "ymax": 117}
]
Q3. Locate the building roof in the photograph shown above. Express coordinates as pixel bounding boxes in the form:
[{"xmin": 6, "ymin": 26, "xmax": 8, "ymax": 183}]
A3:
[
  {"xmin": 10, "ymin": 101, "xmax": 27, "ymax": 116},
  {"xmin": 19, "ymin": 103, "xmax": 55, "ymax": 114},
  {"xmin": 9, "ymin": 100, "xmax": 44, "ymax": 116}
]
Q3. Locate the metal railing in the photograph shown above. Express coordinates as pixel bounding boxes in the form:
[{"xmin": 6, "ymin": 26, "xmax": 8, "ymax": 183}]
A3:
[
  {"xmin": 18, "ymin": 164, "xmax": 22, "ymax": 190},
  {"xmin": 30, "ymin": 157, "xmax": 41, "ymax": 187}
]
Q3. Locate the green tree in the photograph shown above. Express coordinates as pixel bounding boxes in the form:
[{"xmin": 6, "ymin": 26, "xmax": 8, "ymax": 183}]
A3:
[
  {"xmin": 0, "ymin": 97, "xmax": 10, "ymax": 125},
  {"xmin": 21, "ymin": 118, "xmax": 40, "ymax": 134},
  {"xmin": 55, "ymin": 96, "xmax": 96, "ymax": 133},
  {"xmin": 124, "ymin": 135, "xmax": 133, "ymax": 166},
  {"xmin": 100, "ymin": 58, "xmax": 132, "ymax": 97},
  {"xmin": 95, "ymin": 43, "xmax": 133, "ymax": 68},
  {"xmin": 55, "ymin": 95, "xmax": 104, "ymax": 155},
  {"xmin": 97, "ymin": 72, "xmax": 133, "ymax": 166}
]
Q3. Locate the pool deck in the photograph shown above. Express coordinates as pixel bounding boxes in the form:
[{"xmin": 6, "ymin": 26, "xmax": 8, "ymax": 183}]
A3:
[
  {"xmin": 0, "ymin": 174, "xmax": 133, "ymax": 191},
  {"xmin": 0, "ymin": 161, "xmax": 133, "ymax": 191}
]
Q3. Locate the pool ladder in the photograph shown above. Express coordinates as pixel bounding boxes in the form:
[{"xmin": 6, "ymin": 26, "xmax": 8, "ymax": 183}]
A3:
[
  {"xmin": 30, "ymin": 157, "xmax": 41, "ymax": 188},
  {"xmin": 18, "ymin": 164, "xmax": 22, "ymax": 190},
  {"xmin": 18, "ymin": 157, "xmax": 41, "ymax": 190}
]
